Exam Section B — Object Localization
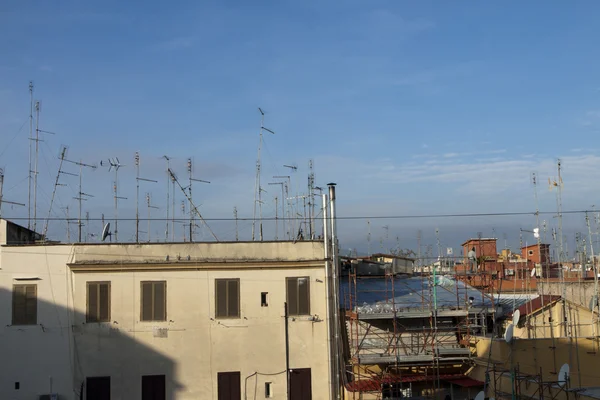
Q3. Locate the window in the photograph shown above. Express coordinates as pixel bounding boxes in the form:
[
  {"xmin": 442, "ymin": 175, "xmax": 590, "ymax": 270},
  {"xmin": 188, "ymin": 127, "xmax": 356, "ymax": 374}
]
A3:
[
  {"xmin": 265, "ymin": 382, "xmax": 273, "ymax": 398},
  {"xmin": 217, "ymin": 371, "xmax": 241, "ymax": 400},
  {"xmin": 12, "ymin": 284, "xmax": 37, "ymax": 325},
  {"xmin": 215, "ymin": 279, "xmax": 240, "ymax": 318},
  {"xmin": 142, "ymin": 375, "xmax": 165, "ymax": 400},
  {"xmin": 261, "ymin": 292, "xmax": 268, "ymax": 307},
  {"xmin": 528, "ymin": 250, "xmax": 534, "ymax": 256},
  {"xmin": 141, "ymin": 281, "xmax": 166, "ymax": 321},
  {"xmin": 86, "ymin": 376, "xmax": 111, "ymax": 400},
  {"xmin": 87, "ymin": 282, "xmax": 111, "ymax": 323},
  {"xmin": 286, "ymin": 277, "xmax": 310, "ymax": 316}
]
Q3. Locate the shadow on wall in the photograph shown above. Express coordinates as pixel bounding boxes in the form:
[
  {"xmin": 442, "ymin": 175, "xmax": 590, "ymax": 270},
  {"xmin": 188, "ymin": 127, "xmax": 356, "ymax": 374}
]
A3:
[{"xmin": 0, "ymin": 287, "xmax": 180, "ymax": 400}]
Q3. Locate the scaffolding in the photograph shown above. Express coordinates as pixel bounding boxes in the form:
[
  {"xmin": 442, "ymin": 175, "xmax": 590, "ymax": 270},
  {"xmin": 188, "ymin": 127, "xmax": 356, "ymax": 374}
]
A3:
[{"xmin": 342, "ymin": 259, "xmax": 496, "ymax": 399}]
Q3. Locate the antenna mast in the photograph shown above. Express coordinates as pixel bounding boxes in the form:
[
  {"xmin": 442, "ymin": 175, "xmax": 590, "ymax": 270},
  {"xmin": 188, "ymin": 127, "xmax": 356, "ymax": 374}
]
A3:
[
  {"xmin": 0, "ymin": 169, "xmax": 26, "ymax": 219},
  {"xmin": 32, "ymin": 101, "xmax": 40, "ymax": 232},
  {"xmin": 253, "ymin": 107, "xmax": 275, "ymax": 241},
  {"xmin": 168, "ymin": 168, "xmax": 219, "ymax": 241},
  {"xmin": 163, "ymin": 155, "xmax": 171, "ymax": 241},
  {"xmin": 101, "ymin": 157, "xmax": 126, "ymax": 241},
  {"xmin": 68, "ymin": 158, "xmax": 96, "ymax": 242},
  {"xmin": 28, "ymin": 81, "xmax": 33, "ymax": 229},
  {"xmin": 135, "ymin": 152, "xmax": 157, "ymax": 243},
  {"xmin": 43, "ymin": 146, "xmax": 70, "ymax": 239},
  {"xmin": 233, "ymin": 206, "xmax": 238, "ymax": 241},
  {"xmin": 186, "ymin": 157, "xmax": 210, "ymax": 242},
  {"xmin": 146, "ymin": 193, "xmax": 159, "ymax": 242}
]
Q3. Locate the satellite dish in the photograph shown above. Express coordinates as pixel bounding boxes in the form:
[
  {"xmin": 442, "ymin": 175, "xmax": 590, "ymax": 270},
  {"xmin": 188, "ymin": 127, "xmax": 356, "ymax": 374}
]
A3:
[
  {"xmin": 474, "ymin": 391, "xmax": 485, "ymax": 400},
  {"xmin": 101, "ymin": 223, "xmax": 112, "ymax": 242},
  {"xmin": 531, "ymin": 268, "xmax": 537, "ymax": 277},
  {"xmin": 558, "ymin": 363, "xmax": 570, "ymax": 386},
  {"xmin": 513, "ymin": 309, "xmax": 521, "ymax": 326},
  {"xmin": 504, "ymin": 323, "xmax": 514, "ymax": 343}
]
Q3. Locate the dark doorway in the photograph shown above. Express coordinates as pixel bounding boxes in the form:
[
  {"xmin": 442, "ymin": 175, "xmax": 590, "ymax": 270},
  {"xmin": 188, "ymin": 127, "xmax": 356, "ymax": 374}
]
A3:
[
  {"xmin": 290, "ymin": 368, "xmax": 312, "ymax": 400},
  {"xmin": 86, "ymin": 376, "xmax": 110, "ymax": 400},
  {"xmin": 217, "ymin": 371, "xmax": 241, "ymax": 400},
  {"xmin": 142, "ymin": 375, "xmax": 166, "ymax": 400}
]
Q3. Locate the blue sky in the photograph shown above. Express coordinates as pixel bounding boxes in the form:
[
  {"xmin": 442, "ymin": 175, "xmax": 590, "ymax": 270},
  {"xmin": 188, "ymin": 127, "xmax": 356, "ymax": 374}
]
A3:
[{"xmin": 2, "ymin": 1, "xmax": 600, "ymax": 254}]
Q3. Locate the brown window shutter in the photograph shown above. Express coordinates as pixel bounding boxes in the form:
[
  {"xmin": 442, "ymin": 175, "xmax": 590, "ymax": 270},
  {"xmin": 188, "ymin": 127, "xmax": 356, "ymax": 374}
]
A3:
[
  {"xmin": 287, "ymin": 278, "xmax": 298, "ymax": 315},
  {"xmin": 153, "ymin": 282, "xmax": 166, "ymax": 321},
  {"xmin": 99, "ymin": 283, "xmax": 110, "ymax": 322},
  {"xmin": 26, "ymin": 285, "xmax": 37, "ymax": 324},
  {"xmin": 12, "ymin": 285, "xmax": 26, "ymax": 325},
  {"xmin": 227, "ymin": 280, "xmax": 239, "ymax": 318},
  {"xmin": 298, "ymin": 278, "xmax": 310, "ymax": 315},
  {"xmin": 216, "ymin": 280, "xmax": 227, "ymax": 318},
  {"xmin": 141, "ymin": 282, "xmax": 153, "ymax": 321},
  {"xmin": 88, "ymin": 283, "xmax": 99, "ymax": 322}
]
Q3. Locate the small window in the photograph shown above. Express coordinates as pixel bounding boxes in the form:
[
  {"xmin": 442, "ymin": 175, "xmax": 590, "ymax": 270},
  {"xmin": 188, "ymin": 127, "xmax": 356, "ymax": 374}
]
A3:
[
  {"xmin": 215, "ymin": 279, "xmax": 240, "ymax": 318},
  {"xmin": 286, "ymin": 277, "xmax": 310, "ymax": 316},
  {"xmin": 86, "ymin": 376, "xmax": 111, "ymax": 400},
  {"xmin": 87, "ymin": 282, "xmax": 111, "ymax": 323},
  {"xmin": 261, "ymin": 292, "xmax": 268, "ymax": 307},
  {"xmin": 142, "ymin": 375, "xmax": 165, "ymax": 400},
  {"xmin": 12, "ymin": 284, "xmax": 37, "ymax": 325},
  {"xmin": 528, "ymin": 250, "xmax": 534, "ymax": 256},
  {"xmin": 265, "ymin": 382, "xmax": 273, "ymax": 398},
  {"xmin": 141, "ymin": 281, "xmax": 167, "ymax": 321}
]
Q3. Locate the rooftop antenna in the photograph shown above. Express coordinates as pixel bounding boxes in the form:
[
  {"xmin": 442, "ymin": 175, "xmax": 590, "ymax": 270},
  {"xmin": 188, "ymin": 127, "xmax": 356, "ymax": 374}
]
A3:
[
  {"xmin": 27, "ymin": 81, "xmax": 33, "ymax": 229},
  {"xmin": 274, "ymin": 175, "xmax": 291, "ymax": 238},
  {"xmin": 253, "ymin": 107, "xmax": 275, "ymax": 241},
  {"xmin": 43, "ymin": 145, "xmax": 71, "ymax": 239},
  {"xmin": 100, "ymin": 157, "xmax": 126, "ymax": 242},
  {"xmin": 0, "ymin": 168, "xmax": 26, "ymax": 219},
  {"xmin": 185, "ymin": 157, "xmax": 210, "ymax": 242},
  {"xmin": 233, "ymin": 206, "xmax": 238, "ymax": 241},
  {"xmin": 63, "ymin": 153, "xmax": 97, "ymax": 242},
  {"xmin": 168, "ymin": 168, "xmax": 218, "ymax": 241},
  {"xmin": 163, "ymin": 155, "xmax": 171, "ymax": 241},
  {"xmin": 32, "ymin": 100, "xmax": 55, "ymax": 232},
  {"xmin": 308, "ymin": 159, "xmax": 315, "ymax": 239},
  {"xmin": 269, "ymin": 182, "xmax": 286, "ymax": 240},
  {"xmin": 146, "ymin": 193, "xmax": 159, "ymax": 242},
  {"xmin": 135, "ymin": 152, "xmax": 157, "ymax": 243},
  {"xmin": 170, "ymin": 167, "xmax": 177, "ymax": 241},
  {"xmin": 284, "ymin": 164, "xmax": 298, "ymax": 235}
]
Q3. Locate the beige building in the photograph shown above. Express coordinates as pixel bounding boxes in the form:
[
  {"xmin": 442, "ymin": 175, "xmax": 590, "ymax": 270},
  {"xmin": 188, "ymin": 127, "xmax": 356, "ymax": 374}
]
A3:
[{"xmin": 0, "ymin": 219, "xmax": 334, "ymax": 400}]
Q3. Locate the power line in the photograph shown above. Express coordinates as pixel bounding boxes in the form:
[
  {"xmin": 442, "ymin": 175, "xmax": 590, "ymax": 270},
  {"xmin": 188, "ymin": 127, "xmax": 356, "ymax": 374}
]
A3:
[{"xmin": 1, "ymin": 209, "xmax": 595, "ymax": 222}]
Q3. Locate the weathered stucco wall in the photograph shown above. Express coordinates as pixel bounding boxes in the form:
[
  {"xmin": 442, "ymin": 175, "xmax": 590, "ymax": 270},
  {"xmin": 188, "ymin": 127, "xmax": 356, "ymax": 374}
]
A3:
[{"xmin": 0, "ymin": 240, "xmax": 330, "ymax": 399}]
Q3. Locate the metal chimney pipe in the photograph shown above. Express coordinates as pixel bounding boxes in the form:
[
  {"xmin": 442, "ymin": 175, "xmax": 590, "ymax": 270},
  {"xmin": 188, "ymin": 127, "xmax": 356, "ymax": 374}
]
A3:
[
  {"xmin": 322, "ymin": 193, "xmax": 337, "ymax": 400},
  {"xmin": 327, "ymin": 183, "xmax": 341, "ymax": 399}
]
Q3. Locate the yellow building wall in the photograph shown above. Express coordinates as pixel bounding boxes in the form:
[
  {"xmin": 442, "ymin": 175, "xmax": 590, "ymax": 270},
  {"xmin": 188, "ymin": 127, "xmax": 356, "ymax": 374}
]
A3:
[
  {"xmin": 0, "ymin": 241, "xmax": 331, "ymax": 400},
  {"xmin": 471, "ymin": 336, "xmax": 600, "ymax": 400}
]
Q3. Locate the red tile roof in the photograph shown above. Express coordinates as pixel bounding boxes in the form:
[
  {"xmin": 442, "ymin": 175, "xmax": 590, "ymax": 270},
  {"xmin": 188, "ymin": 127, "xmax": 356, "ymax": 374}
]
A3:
[{"xmin": 509, "ymin": 295, "xmax": 562, "ymax": 318}]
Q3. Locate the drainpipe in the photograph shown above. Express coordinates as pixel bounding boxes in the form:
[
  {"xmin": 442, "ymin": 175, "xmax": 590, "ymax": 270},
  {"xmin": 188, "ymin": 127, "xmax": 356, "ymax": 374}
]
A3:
[
  {"xmin": 323, "ymin": 193, "xmax": 337, "ymax": 400},
  {"xmin": 285, "ymin": 302, "xmax": 291, "ymax": 400},
  {"xmin": 328, "ymin": 183, "xmax": 341, "ymax": 399}
]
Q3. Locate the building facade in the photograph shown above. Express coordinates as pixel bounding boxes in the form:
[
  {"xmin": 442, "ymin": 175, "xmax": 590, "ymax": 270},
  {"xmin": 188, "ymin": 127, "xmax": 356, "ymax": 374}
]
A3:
[{"xmin": 0, "ymin": 220, "xmax": 333, "ymax": 400}]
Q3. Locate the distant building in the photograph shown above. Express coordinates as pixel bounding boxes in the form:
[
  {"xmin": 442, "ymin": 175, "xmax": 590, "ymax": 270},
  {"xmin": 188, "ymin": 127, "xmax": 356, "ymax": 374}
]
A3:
[{"xmin": 461, "ymin": 238, "xmax": 498, "ymax": 262}]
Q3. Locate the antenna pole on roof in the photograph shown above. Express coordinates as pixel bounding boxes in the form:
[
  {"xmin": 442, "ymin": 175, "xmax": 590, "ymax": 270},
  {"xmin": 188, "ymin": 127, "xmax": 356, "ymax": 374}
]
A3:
[
  {"xmin": 0, "ymin": 169, "xmax": 26, "ymax": 219},
  {"xmin": 100, "ymin": 157, "xmax": 126, "ymax": 241},
  {"xmin": 186, "ymin": 157, "xmax": 210, "ymax": 242},
  {"xmin": 253, "ymin": 107, "xmax": 275, "ymax": 242},
  {"xmin": 233, "ymin": 206, "xmax": 238, "ymax": 241},
  {"xmin": 27, "ymin": 81, "xmax": 33, "ymax": 229},
  {"xmin": 135, "ymin": 152, "xmax": 157, "ymax": 243},
  {"xmin": 163, "ymin": 155, "xmax": 171, "ymax": 242},
  {"xmin": 146, "ymin": 193, "xmax": 159, "ymax": 242}
]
